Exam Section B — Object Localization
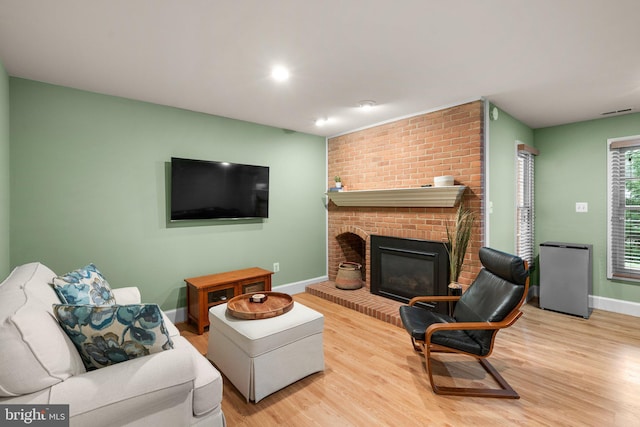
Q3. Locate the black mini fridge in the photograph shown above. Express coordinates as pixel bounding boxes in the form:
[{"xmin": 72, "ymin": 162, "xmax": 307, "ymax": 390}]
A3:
[{"xmin": 539, "ymin": 242, "xmax": 593, "ymax": 318}]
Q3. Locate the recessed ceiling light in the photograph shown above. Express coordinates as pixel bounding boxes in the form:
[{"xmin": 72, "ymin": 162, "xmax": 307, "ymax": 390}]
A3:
[
  {"xmin": 271, "ymin": 66, "xmax": 290, "ymax": 82},
  {"xmin": 315, "ymin": 118, "xmax": 329, "ymax": 127},
  {"xmin": 358, "ymin": 100, "xmax": 376, "ymax": 111}
]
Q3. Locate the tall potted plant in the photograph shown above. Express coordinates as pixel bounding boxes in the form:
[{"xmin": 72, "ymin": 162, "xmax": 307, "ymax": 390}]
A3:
[{"xmin": 446, "ymin": 203, "xmax": 475, "ymax": 289}]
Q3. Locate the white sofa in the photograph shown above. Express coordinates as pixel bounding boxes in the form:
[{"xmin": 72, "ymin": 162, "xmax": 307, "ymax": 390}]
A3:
[{"xmin": 0, "ymin": 262, "xmax": 225, "ymax": 427}]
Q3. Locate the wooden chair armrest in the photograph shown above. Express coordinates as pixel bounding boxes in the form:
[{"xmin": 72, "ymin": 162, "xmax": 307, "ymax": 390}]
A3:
[
  {"xmin": 425, "ymin": 311, "xmax": 523, "ymax": 340},
  {"xmin": 408, "ymin": 295, "xmax": 460, "ymax": 306}
]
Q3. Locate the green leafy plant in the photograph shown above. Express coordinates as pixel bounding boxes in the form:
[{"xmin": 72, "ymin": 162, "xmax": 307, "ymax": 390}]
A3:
[
  {"xmin": 446, "ymin": 203, "xmax": 475, "ymax": 283},
  {"xmin": 334, "ymin": 176, "xmax": 341, "ymax": 183}
]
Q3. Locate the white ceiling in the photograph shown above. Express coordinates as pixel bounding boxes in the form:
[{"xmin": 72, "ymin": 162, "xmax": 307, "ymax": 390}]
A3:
[{"xmin": 1, "ymin": 0, "xmax": 639, "ymax": 137}]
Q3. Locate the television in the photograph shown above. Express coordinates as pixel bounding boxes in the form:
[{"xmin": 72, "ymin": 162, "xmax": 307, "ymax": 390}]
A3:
[{"xmin": 170, "ymin": 157, "xmax": 269, "ymax": 220}]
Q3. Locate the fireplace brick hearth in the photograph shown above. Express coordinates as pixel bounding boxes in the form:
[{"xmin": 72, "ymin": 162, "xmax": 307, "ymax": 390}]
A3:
[{"xmin": 306, "ymin": 281, "xmax": 404, "ymax": 327}]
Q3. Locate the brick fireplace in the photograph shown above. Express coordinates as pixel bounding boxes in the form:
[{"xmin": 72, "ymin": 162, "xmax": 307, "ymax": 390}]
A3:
[{"xmin": 307, "ymin": 101, "xmax": 484, "ymax": 326}]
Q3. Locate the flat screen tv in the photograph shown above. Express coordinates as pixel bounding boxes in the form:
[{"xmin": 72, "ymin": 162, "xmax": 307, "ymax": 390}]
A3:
[{"xmin": 170, "ymin": 157, "xmax": 269, "ymax": 220}]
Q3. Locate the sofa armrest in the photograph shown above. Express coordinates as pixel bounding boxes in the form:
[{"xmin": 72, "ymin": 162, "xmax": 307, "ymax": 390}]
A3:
[
  {"xmin": 49, "ymin": 347, "xmax": 196, "ymax": 419},
  {"xmin": 111, "ymin": 287, "xmax": 141, "ymax": 305}
]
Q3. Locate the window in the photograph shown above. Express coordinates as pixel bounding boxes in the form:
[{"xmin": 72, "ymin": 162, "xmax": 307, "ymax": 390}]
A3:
[
  {"xmin": 608, "ymin": 136, "xmax": 640, "ymax": 280},
  {"xmin": 516, "ymin": 144, "xmax": 538, "ymax": 267}
]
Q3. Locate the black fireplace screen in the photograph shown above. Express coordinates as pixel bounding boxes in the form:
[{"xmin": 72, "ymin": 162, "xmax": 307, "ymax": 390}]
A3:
[
  {"xmin": 371, "ymin": 235, "xmax": 449, "ymax": 314},
  {"xmin": 381, "ymin": 250, "xmax": 436, "ymax": 298}
]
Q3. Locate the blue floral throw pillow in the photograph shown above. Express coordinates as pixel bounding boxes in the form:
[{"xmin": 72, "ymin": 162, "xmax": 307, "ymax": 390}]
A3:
[
  {"xmin": 52, "ymin": 263, "xmax": 116, "ymax": 305},
  {"xmin": 53, "ymin": 304, "xmax": 174, "ymax": 370}
]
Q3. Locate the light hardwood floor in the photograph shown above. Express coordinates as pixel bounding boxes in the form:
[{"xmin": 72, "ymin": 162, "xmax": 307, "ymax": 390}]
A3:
[{"xmin": 179, "ymin": 293, "xmax": 640, "ymax": 427}]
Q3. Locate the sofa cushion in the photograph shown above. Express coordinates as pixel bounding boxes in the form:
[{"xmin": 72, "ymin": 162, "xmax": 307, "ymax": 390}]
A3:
[
  {"xmin": 0, "ymin": 263, "xmax": 86, "ymax": 397},
  {"xmin": 53, "ymin": 304, "xmax": 174, "ymax": 370},
  {"xmin": 48, "ymin": 345, "xmax": 198, "ymax": 421},
  {"xmin": 52, "ymin": 263, "xmax": 116, "ymax": 306}
]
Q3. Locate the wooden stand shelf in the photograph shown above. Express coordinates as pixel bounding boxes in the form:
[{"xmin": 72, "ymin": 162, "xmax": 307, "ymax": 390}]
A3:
[{"xmin": 185, "ymin": 267, "xmax": 273, "ymax": 334}]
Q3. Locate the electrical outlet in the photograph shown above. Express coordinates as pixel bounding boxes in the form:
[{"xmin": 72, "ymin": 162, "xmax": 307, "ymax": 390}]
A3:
[
  {"xmin": 273, "ymin": 262, "xmax": 280, "ymax": 273},
  {"xmin": 576, "ymin": 202, "xmax": 588, "ymax": 213}
]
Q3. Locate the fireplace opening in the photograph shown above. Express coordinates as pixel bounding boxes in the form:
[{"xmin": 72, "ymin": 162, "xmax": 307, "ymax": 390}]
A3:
[{"xmin": 370, "ymin": 235, "xmax": 449, "ymax": 314}]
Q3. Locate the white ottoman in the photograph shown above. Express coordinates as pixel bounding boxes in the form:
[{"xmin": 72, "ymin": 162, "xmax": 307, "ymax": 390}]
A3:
[{"xmin": 207, "ymin": 301, "xmax": 324, "ymax": 402}]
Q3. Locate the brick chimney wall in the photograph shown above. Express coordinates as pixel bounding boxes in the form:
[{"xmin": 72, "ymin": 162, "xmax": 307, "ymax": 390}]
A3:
[{"xmin": 327, "ymin": 100, "xmax": 484, "ymax": 288}]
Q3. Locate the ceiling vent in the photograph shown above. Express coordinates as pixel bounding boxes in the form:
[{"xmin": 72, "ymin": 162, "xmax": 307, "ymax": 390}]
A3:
[{"xmin": 601, "ymin": 108, "xmax": 633, "ymax": 116}]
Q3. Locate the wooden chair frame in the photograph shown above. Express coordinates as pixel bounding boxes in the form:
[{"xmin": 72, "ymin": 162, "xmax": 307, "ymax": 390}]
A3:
[{"xmin": 407, "ymin": 263, "xmax": 529, "ymax": 399}]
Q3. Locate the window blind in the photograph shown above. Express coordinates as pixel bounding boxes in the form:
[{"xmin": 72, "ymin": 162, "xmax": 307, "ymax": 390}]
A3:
[
  {"xmin": 516, "ymin": 145, "xmax": 537, "ymax": 267},
  {"xmin": 608, "ymin": 138, "xmax": 640, "ymax": 280}
]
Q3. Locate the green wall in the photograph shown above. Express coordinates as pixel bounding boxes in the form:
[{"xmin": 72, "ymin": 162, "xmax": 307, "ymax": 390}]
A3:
[
  {"xmin": 0, "ymin": 60, "xmax": 9, "ymax": 279},
  {"xmin": 487, "ymin": 104, "xmax": 535, "ymax": 254},
  {"xmin": 9, "ymin": 78, "xmax": 327, "ymax": 311},
  {"xmin": 489, "ymin": 103, "xmax": 640, "ymax": 304},
  {"xmin": 534, "ymin": 113, "xmax": 640, "ymax": 303}
]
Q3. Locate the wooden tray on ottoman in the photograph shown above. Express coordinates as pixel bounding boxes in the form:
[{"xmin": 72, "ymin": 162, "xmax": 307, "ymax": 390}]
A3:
[{"xmin": 226, "ymin": 292, "xmax": 294, "ymax": 320}]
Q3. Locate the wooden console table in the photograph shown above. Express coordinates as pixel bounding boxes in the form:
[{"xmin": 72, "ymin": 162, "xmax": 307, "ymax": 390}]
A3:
[{"xmin": 185, "ymin": 267, "xmax": 273, "ymax": 334}]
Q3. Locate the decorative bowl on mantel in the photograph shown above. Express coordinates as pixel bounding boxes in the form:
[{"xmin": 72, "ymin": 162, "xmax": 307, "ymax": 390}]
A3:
[{"xmin": 434, "ymin": 175, "xmax": 454, "ymax": 187}]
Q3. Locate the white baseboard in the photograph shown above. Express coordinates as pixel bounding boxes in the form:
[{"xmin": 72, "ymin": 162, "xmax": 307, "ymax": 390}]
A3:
[
  {"xmin": 163, "ymin": 275, "xmax": 329, "ymax": 325},
  {"xmin": 164, "ymin": 307, "xmax": 187, "ymax": 325},
  {"xmin": 273, "ymin": 275, "xmax": 329, "ymax": 295},
  {"xmin": 590, "ymin": 295, "xmax": 640, "ymax": 318},
  {"xmin": 525, "ymin": 286, "xmax": 639, "ymax": 318}
]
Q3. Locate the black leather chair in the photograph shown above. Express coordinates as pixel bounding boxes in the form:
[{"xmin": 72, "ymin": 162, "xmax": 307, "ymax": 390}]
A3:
[{"xmin": 399, "ymin": 247, "xmax": 529, "ymax": 398}]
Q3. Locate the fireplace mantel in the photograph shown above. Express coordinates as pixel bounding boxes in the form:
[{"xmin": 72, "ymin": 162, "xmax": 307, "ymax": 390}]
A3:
[{"xmin": 326, "ymin": 186, "xmax": 466, "ymax": 208}]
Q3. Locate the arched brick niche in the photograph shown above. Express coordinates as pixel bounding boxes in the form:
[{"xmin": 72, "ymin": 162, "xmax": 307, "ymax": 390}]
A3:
[{"xmin": 330, "ymin": 226, "xmax": 370, "ymax": 284}]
